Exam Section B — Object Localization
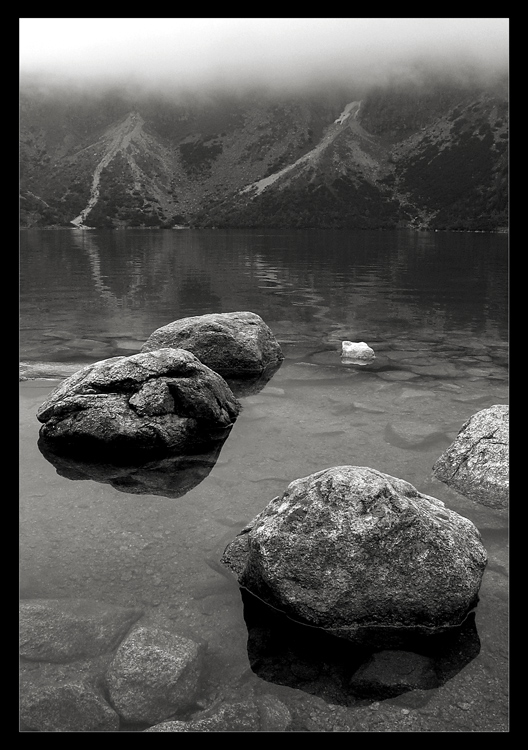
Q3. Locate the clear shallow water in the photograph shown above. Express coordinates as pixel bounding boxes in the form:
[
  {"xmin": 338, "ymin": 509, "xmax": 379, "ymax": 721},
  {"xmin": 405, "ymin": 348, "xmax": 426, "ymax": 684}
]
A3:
[{"xmin": 19, "ymin": 229, "xmax": 508, "ymax": 731}]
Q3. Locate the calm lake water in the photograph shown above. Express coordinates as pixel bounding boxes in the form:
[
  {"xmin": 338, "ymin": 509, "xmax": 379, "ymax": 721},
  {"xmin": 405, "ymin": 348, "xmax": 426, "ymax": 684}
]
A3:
[{"xmin": 19, "ymin": 228, "xmax": 508, "ymax": 732}]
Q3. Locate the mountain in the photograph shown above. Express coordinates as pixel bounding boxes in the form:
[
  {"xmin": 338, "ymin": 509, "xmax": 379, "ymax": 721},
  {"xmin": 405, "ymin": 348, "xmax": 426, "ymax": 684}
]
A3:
[{"xmin": 19, "ymin": 76, "xmax": 508, "ymax": 231}]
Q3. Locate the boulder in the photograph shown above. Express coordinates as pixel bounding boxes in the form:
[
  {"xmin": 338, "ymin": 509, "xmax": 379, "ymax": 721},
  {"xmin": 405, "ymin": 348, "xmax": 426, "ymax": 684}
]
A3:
[
  {"xmin": 36, "ymin": 348, "xmax": 240, "ymax": 458},
  {"xmin": 432, "ymin": 404, "xmax": 509, "ymax": 509},
  {"xmin": 141, "ymin": 312, "xmax": 284, "ymax": 379},
  {"xmin": 106, "ymin": 626, "xmax": 205, "ymax": 724},
  {"xmin": 222, "ymin": 466, "xmax": 487, "ymax": 647},
  {"xmin": 19, "ymin": 598, "xmax": 143, "ymax": 662}
]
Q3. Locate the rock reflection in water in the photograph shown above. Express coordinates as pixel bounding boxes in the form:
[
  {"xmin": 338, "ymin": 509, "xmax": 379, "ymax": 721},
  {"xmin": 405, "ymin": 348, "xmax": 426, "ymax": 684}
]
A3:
[
  {"xmin": 224, "ymin": 360, "xmax": 283, "ymax": 398},
  {"xmin": 241, "ymin": 588, "xmax": 481, "ymax": 705},
  {"xmin": 37, "ymin": 436, "xmax": 228, "ymax": 500}
]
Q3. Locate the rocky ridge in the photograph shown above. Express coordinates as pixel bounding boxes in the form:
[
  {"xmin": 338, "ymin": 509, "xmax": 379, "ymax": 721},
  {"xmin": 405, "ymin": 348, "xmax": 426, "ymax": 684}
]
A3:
[{"xmin": 20, "ymin": 76, "xmax": 508, "ymax": 231}]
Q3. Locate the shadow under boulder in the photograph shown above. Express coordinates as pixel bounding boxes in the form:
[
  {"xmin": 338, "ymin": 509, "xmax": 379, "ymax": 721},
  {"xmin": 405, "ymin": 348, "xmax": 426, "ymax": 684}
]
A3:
[
  {"xmin": 38, "ymin": 436, "xmax": 228, "ymax": 499},
  {"xmin": 241, "ymin": 588, "xmax": 481, "ymax": 705}
]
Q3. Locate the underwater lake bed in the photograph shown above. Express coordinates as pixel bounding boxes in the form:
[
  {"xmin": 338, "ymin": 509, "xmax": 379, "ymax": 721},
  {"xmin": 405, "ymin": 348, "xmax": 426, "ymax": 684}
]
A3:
[{"xmin": 20, "ymin": 229, "xmax": 508, "ymax": 731}]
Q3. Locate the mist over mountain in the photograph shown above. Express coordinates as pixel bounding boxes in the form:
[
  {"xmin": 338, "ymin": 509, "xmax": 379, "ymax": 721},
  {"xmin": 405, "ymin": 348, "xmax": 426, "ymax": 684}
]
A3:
[{"xmin": 19, "ymin": 19, "xmax": 508, "ymax": 231}]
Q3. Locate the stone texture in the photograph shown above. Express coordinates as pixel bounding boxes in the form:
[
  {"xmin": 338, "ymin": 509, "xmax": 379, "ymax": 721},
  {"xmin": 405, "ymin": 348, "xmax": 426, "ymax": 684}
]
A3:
[
  {"xmin": 36, "ymin": 348, "xmax": 240, "ymax": 457},
  {"xmin": 19, "ymin": 599, "xmax": 143, "ymax": 662},
  {"xmin": 141, "ymin": 311, "xmax": 284, "ymax": 378},
  {"xmin": 341, "ymin": 341, "xmax": 375, "ymax": 361},
  {"xmin": 222, "ymin": 466, "xmax": 487, "ymax": 646},
  {"xmin": 144, "ymin": 700, "xmax": 260, "ymax": 732},
  {"xmin": 106, "ymin": 626, "xmax": 205, "ymax": 724},
  {"xmin": 432, "ymin": 404, "xmax": 509, "ymax": 509},
  {"xmin": 20, "ymin": 680, "xmax": 119, "ymax": 732},
  {"xmin": 144, "ymin": 694, "xmax": 291, "ymax": 732}
]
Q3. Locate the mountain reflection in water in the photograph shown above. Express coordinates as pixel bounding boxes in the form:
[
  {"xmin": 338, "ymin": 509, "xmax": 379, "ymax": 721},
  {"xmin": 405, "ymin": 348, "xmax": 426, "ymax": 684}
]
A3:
[{"xmin": 20, "ymin": 229, "xmax": 508, "ymax": 732}]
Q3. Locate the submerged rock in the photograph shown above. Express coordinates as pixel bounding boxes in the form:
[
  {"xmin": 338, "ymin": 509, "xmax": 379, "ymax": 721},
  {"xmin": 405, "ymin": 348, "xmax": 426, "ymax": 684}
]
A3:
[
  {"xmin": 106, "ymin": 626, "xmax": 205, "ymax": 724},
  {"xmin": 144, "ymin": 692, "xmax": 292, "ymax": 732},
  {"xmin": 144, "ymin": 700, "xmax": 261, "ymax": 732},
  {"xmin": 348, "ymin": 650, "xmax": 438, "ymax": 698},
  {"xmin": 432, "ymin": 404, "xmax": 509, "ymax": 509},
  {"xmin": 222, "ymin": 466, "xmax": 487, "ymax": 647},
  {"xmin": 384, "ymin": 420, "xmax": 450, "ymax": 450},
  {"xmin": 20, "ymin": 680, "xmax": 119, "ymax": 732},
  {"xmin": 141, "ymin": 311, "xmax": 284, "ymax": 379},
  {"xmin": 19, "ymin": 599, "xmax": 143, "ymax": 663},
  {"xmin": 36, "ymin": 348, "xmax": 240, "ymax": 458}
]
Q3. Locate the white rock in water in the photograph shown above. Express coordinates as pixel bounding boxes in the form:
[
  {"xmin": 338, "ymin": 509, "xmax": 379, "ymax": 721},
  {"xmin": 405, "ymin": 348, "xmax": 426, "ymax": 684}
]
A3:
[{"xmin": 341, "ymin": 341, "xmax": 375, "ymax": 360}]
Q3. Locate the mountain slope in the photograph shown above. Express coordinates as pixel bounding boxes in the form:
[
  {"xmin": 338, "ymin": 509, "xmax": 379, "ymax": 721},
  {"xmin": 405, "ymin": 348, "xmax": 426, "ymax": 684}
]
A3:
[{"xmin": 19, "ymin": 79, "xmax": 508, "ymax": 231}]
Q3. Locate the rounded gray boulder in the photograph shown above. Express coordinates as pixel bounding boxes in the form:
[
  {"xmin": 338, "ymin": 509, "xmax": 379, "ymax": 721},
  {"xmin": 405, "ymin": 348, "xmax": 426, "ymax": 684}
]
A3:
[
  {"xmin": 141, "ymin": 311, "xmax": 284, "ymax": 378},
  {"xmin": 106, "ymin": 626, "xmax": 205, "ymax": 724},
  {"xmin": 36, "ymin": 348, "xmax": 240, "ymax": 458},
  {"xmin": 432, "ymin": 404, "xmax": 509, "ymax": 509},
  {"xmin": 222, "ymin": 466, "xmax": 487, "ymax": 646}
]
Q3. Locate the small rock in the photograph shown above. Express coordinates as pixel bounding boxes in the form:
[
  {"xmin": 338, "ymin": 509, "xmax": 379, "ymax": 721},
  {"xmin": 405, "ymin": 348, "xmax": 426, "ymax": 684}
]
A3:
[{"xmin": 341, "ymin": 341, "xmax": 375, "ymax": 362}]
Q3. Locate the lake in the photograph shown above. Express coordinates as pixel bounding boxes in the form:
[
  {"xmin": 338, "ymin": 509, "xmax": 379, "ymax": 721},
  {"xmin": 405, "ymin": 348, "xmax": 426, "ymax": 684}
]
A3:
[{"xmin": 19, "ymin": 228, "xmax": 509, "ymax": 732}]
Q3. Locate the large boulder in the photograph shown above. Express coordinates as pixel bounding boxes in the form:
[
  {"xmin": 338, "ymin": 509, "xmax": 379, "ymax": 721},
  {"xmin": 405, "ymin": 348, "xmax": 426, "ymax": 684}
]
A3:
[
  {"xmin": 141, "ymin": 312, "xmax": 284, "ymax": 379},
  {"xmin": 222, "ymin": 466, "xmax": 487, "ymax": 647},
  {"xmin": 36, "ymin": 348, "xmax": 240, "ymax": 458},
  {"xmin": 432, "ymin": 404, "xmax": 509, "ymax": 509}
]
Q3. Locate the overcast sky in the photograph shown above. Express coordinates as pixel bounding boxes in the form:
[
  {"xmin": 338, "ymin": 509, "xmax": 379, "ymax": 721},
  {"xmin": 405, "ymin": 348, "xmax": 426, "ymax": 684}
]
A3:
[{"xmin": 19, "ymin": 18, "xmax": 509, "ymax": 93}]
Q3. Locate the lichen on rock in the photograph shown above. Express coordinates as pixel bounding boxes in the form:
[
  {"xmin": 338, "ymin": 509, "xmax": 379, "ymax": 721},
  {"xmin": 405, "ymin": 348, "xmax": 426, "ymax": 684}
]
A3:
[
  {"xmin": 36, "ymin": 348, "xmax": 240, "ymax": 458},
  {"xmin": 432, "ymin": 404, "xmax": 509, "ymax": 509},
  {"xmin": 222, "ymin": 466, "xmax": 487, "ymax": 647}
]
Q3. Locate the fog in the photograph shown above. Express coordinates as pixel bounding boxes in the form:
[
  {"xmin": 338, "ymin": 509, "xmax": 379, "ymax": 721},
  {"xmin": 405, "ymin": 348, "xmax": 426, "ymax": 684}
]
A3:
[{"xmin": 20, "ymin": 18, "xmax": 509, "ymax": 95}]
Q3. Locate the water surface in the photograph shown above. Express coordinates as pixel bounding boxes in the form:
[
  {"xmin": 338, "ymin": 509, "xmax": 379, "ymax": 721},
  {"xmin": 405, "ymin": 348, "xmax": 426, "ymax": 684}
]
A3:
[{"xmin": 19, "ymin": 229, "xmax": 508, "ymax": 731}]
